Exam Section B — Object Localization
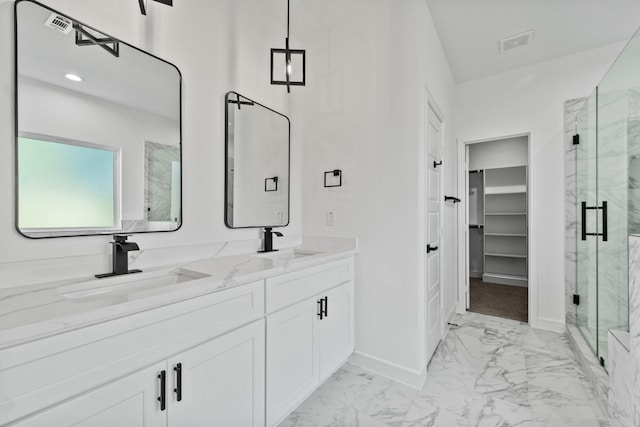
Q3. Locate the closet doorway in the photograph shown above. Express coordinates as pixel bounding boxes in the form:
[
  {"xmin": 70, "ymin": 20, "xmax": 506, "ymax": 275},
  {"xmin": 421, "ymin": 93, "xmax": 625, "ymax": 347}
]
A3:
[{"xmin": 465, "ymin": 135, "xmax": 529, "ymax": 322}]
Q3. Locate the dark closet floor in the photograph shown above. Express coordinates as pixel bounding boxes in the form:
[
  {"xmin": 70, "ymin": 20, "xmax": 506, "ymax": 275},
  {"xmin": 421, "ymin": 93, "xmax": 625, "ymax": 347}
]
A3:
[{"xmin": 469, "ymin": 278, "xmax": 528, "ymax": 322}]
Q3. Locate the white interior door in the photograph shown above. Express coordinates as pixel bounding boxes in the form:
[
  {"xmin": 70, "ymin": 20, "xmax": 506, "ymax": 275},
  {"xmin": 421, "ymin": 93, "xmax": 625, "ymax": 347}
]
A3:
[{"xmin": 425, "ymin": 104, "xmax": 443, "ymax": 362}]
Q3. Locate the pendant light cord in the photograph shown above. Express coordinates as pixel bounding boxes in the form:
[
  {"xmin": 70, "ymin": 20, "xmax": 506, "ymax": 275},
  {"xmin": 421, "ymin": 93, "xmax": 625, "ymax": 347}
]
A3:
[{"xmin": 287, "ymin": 0, "xmax": 290, "ymax": 38}]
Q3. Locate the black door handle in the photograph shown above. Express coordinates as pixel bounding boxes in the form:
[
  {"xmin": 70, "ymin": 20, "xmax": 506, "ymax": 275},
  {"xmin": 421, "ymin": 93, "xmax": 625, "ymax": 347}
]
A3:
[
  {"xmin": 158, "ymin": 370, "xmax": 166, "ymax": 411},
  {"xmin": 582, "ymin": 200, "xmax": 608, "ymax": 242},
  {"xmin": 433, "ymin": 160, "xmax": 442, "ymax": 168},
  {"xmin": 173, "ymin": 363, "xmax": 182, "ymax": 402},
  {"xmin": 602, "ymin": 201, "xmax": 607, "ymax": 242},
  {"xmin": 323, "ymin": 296, "xmax": 328, "ymax": 317},
  {"xmin": 317, "ymin": 299, "xmax": 324, "ymax": 319},
  {"xmin": 427, "ymin": 244, "xmax": 438, "ymax": 253},
  {"xmin": 581, "ymin": 201, "xmax": 587, "ymax": 241}
]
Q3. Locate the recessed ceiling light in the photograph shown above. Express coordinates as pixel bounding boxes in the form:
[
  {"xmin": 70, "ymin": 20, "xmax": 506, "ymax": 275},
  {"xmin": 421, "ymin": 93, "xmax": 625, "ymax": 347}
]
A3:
[{"xmin": 65, "ymin": 73, "xmax": 83, "ymax": 82}]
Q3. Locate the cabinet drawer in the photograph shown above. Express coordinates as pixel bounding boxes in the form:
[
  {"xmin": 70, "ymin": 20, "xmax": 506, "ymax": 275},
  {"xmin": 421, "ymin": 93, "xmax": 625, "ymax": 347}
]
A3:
[
  {"xmin": 0, "ymin": 280, "xmax": 264, "ymax": 426},
  {"xmin": 265, "ymin": 257, "xmax": 353, "ymax": 313}
]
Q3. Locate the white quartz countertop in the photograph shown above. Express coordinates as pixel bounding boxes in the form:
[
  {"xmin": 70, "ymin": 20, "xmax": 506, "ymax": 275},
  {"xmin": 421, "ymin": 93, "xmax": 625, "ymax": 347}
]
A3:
[{"xmin": 0, "ymin": 236, "xmax": 356, "ymax": 349}]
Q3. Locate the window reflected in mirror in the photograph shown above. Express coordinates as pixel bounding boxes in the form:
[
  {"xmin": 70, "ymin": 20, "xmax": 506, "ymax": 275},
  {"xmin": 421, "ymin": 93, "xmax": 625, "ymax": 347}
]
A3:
[{"xmin": 18, "ymin": 134, "xmax": 119, "ymax": 232}]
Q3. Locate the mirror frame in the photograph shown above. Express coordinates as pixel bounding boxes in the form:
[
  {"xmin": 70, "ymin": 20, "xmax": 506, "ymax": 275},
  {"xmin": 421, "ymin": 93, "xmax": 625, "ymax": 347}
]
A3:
[
  {"xmin": 14, "ymin": 0, "xmax": 183, "ymax": 238},
  {"xmin": 224, "ymin": 91, "xmax": 291, "ymax": 229}
]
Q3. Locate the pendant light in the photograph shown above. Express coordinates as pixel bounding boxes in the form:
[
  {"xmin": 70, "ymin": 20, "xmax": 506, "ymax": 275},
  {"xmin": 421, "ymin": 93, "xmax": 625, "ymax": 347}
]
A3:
[
  {"xmin": 270, "ymin": 0, "xmax": 306, "ymax": 93},
  {"xmin": 138, "ymin": 0, "xmax": 173, "ymax": 16}
]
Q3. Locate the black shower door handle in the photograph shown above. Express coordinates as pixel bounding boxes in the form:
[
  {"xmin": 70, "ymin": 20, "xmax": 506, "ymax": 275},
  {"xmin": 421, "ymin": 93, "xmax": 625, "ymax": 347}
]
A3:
[
  {"xmin": 581, "ymin": 201, "xmax": 586, "ymax": 240},
  {"xmin": 601, "ymin": 201, "xmax": 607, "ymax": 242},
  {"xmin": 581, "ymin": 200, "xmax": 607, "ymax": 242}
]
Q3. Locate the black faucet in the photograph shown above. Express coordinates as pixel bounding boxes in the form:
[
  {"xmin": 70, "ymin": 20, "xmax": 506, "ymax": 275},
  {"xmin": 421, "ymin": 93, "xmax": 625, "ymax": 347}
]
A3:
[
  {"xmin": 258, "ymin": 227, "xmax": 283, "ymax": 253},
  {"xmin": 96, "ymin": 235, "xmax": 143, "ymax": 278}
]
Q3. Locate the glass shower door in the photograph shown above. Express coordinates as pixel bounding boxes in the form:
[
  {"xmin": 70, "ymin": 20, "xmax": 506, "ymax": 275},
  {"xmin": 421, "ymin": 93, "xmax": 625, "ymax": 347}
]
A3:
[
  {"xmin": 595, "ymin": 45, "xmax": 635, "ymax": 366},
  {"xmin": 575, "ymin": 93, "xmax": 598, "ymax": 355}
]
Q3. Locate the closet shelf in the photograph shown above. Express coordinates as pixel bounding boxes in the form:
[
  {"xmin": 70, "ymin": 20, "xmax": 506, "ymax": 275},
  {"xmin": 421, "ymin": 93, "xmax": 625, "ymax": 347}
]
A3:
[
  {"xmin": 471, "ymin": 165, "xmax": 528, "ymax": 288},
  {"xmin": 484, "ymin": 185, "xmax": 526, "ymax": 195},
  {"xmin": 485, "ymin": 252, "xmax": 527, "ymax": 259},
  {"xmin": 485, "ymin": 212, "xmax": 526, "ymax": 216}
]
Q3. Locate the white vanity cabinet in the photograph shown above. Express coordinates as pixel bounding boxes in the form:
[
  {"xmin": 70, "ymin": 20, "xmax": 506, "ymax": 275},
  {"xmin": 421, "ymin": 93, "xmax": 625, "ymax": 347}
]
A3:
[
  {"xmin": 11, "ymin": 320, "xmax": 265, "ymax": 427},
  {"xmin": 1, "ymin": 280, "xmax": 265, "ymax": 426},
  {"xmin": 318, "ymin": 282, "xmax": 354, "ymax": 379},
  {"xmin": 265, "ymin": 258, "xmax": 355, "ymax": 426},
  {"xmin": 166, "ymin": 319, "xmax": 265, "ymax": 427},
  {"xmin": 1, "ymin": 252, "xmax": 355, "ymax": 427},
  {"xmin": 11, "ymin": 361, "xmax": 168, "ymax": 427}
]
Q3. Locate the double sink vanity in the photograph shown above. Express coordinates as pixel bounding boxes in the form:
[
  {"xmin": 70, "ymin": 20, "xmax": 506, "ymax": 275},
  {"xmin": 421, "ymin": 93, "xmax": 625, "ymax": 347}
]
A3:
[
  {"xmin": 5, "ymin": 1, "xmax": 351, "ymax": 425},
  {"xmin": 0, "ymin": 237, "xmax": 357, "ymax": 426}
]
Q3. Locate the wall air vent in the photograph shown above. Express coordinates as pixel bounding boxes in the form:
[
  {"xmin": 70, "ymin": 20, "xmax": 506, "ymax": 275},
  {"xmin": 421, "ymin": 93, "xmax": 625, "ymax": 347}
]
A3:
[
  {"xmin": 500, "ymin": 30, "xmax": 534, "ymax": 53},
  {"xmin": 44, "ymin": 12, "xmax": 73, "ymax": 34}
]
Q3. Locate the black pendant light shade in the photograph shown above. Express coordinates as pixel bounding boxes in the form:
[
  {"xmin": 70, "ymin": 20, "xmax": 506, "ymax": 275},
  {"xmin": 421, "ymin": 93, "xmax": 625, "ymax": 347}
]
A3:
[
  {"xmin": 139, "ymin": 0, "xmax": 173, "ymax": 16},
  {"xmin": 270, "ymin": 0, "xmax": 306, "ymax": 93}
]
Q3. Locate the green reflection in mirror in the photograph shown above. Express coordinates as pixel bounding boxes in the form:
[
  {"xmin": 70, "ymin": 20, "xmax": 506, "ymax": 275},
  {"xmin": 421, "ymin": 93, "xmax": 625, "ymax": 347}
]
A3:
[{"xmin": 18, "ymin": 135, "xmax": 118, "ymax": 230}]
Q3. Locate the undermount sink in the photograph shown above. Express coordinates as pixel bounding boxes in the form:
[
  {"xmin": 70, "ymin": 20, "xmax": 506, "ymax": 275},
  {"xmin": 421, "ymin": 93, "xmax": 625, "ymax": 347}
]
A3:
[
  {"xmin": 58, "ymin": 269, "xmax": 210, "ymax": 303},
  {"xmin": 257, "ymin": 249, "xmax": 321, "ymax": 261}
]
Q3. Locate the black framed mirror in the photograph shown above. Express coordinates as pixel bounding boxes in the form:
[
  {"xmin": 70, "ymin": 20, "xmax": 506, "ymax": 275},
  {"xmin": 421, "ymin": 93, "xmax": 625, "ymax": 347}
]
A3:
[
  {"xmin": 15, "ymin": 0, "xmax": 182, "ymax": 238},
  {"xmin": 225, "ymin": 92, "xmax": 290, "ymax": 228}
]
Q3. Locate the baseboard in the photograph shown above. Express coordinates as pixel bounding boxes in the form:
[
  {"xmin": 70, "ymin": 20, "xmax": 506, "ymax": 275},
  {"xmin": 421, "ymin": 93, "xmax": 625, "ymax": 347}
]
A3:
[
  {"xmin": 535, "ymin": 316, "xmax": 565, "ymax": 333},
  {"xmin": 348, "ymin": 351, "xmax": 426, "ymax": 390}
]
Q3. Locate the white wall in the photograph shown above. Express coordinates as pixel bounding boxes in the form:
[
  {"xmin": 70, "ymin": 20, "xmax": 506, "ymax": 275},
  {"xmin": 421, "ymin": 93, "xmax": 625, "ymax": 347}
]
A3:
[
  {"xmin": 298, "ymin": 0, "xmax": 457, "ymax": 382},
  {"xmin": 468, "ymin": 136, "xmax": 528, "ymax": 170},
  {"xmin": 456, "ymin": 41, "xmax": 626, "ymax": 331},
  {"xmin": 0, "ymin": 0, "xmax": 301, "ymax": 275}
]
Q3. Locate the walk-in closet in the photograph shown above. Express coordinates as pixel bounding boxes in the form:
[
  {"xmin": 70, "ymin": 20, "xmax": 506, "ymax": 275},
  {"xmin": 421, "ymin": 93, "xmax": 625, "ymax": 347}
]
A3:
[{"xmin": 466, "ymin": 136, "xmax": 529, "ymax": 322}]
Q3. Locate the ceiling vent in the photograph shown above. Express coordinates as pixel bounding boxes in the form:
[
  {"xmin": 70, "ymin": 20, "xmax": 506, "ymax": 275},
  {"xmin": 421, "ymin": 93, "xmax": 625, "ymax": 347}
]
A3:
[
  {"xmin": 44, "ymin": 12, "xmax": 73, "ymax": 34},
  {"xmin": 500, "ymin": 30, "xmax": 534, "ymax": 53}
]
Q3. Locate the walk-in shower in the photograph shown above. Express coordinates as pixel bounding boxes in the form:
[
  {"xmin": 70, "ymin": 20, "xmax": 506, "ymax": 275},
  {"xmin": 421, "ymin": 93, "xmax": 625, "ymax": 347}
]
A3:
[{"xmin": 574, "ymin": 30, "xmax": 640, "ymax": 368}]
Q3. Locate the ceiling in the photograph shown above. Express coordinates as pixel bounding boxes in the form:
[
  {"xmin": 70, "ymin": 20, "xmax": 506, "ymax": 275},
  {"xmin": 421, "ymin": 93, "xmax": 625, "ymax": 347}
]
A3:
[
  {"xmin": 425, "ymin": 0, "xmax": 640, "ymax": 83},
  {"xmin": 17, "ymin": 0, "xmax": 180, "ymax": 120}
]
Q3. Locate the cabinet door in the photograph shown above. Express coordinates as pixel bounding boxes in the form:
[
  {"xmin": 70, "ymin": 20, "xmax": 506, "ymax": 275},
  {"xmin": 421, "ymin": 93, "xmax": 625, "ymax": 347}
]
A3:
[
  {"xmin": 167, "ymin": 319, "xmax": 265, "ymax": 427},
  {"xmin": 13, "ymin": 362, "xmax": 167, "ymax": 427},
  {"xmin": 266, "ymin": 298, "xmax": 320, "ymax": 426},
  {"xmin": 318, "ymin": 282, "xmax": 354, "ymax": 380}
]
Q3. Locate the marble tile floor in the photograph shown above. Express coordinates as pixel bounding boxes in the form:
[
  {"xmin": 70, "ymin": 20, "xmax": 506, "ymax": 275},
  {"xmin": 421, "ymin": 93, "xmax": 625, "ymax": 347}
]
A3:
[{"xmin": 280, "ymin": 312, "xmax": 609, "ymax": 427}]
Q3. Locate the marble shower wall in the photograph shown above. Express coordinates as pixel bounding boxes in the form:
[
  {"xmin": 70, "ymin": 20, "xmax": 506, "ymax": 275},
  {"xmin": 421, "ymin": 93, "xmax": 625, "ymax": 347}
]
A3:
[
  {"xmin": 144, "ymin": 141, "xmax": 180, "ymax": 222},
  {"xmin": 564, "ymin": 97, "xmax": 586, "ymax": 327},
  {"xmin": 629, "ymin": 235, "xmax": 640, "ymax": 427},
  {"xmin": 607, "ymin": 330, "xmax": 633, "ymax": 426},
  {"xmin": 597, "ymin": 91, "xmax": 631, "ymax": 361},
  {"xmin": 628, "ymin": 90, "xmax": 640, "ymax": 236}
]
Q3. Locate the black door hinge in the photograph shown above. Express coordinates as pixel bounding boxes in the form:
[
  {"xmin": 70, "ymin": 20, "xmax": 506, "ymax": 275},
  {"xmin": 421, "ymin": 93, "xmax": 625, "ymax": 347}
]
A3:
[
  {"xmin": 573, "ymin": 134, "xmax": 580, "ymax": 145},
  {"xmin": 573, "ymin": 294, "xmax": 580, "ymax": 305}
]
